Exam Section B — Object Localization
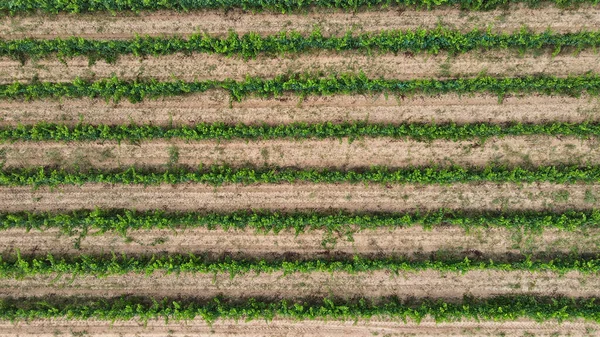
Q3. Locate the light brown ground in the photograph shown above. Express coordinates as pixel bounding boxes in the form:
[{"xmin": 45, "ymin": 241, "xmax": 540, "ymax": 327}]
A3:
[
  {"xmin": 3, "ymin": 50, "xmax": 600, "ymax": 83},
  {"xmin": 0, "ymin": 318, "xmax": 597, "ymax": 337},
  {"xmin": 3, "ymin": 269, "xmax": 600, "ymax": 299},
  {"xmin": 1, "ymin": 182, "xmax": 599, "ymax": 212},
  {"xmin": 2, "ymin": 225, "xmax": 599, "ymax": 258},
  {"xmin": 1, "ymin": 93, "xmax": 599, "ymax": 126},
  {"xmin": 3, "ymin": 136, "xmax": 600, "ymax": 170},
  {"xmin": 2, "ymin": 5, "xmax": 599, "ymax": 39}
]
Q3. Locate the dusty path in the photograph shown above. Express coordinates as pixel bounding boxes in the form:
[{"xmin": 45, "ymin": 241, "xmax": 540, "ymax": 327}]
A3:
[
  {"xmin": 1, "ymin": 94, "xmax": 599, "ymax": 126},
  {"xmin": 2, "ymin": 269, "xmax": 599, "ymax": 299},
  {"xmin": 2, "ymin": 6, "xmax": 599, "ymax": 39},
  {"xmin": 0, "ymin": 318, "xmax": 596, "ymax": 337},
  {"xmin": 1, "ymin": 182, "xmax": 599, "ymax": 212},
  {"xmin": 3, "ymin": 50, "xmax": 600, "ymax": 84},
  {"xmin": 3, "ymin": 136, "xmax": 600, "ymax": 170},
  {"xmin": 2, "ymin": 225, "xmax": 599, "ymax": 258}
]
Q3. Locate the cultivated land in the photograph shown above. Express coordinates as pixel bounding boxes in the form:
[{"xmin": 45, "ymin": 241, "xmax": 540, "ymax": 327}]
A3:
[
  {"xmin": 3, "ymin": 136, "xmax": 600, "ymax": 169},
  {"xmin": 2, "ymin": 5, "xmax": 599, "ymax": 38},
  {"xmin": 1, "ymin": 319, "xmax": 598, "ymax": 337},
  {"xmin": 2, "ymin": 94, "xmax": 599, "ymax": 126},
  {"xmin": 2, "ymin": 0, "xmax": 600, "ymax": 335},
  {"xmin": 2, "ymin": 226, "xmax": 600, "ymax": 256},
  {"xmin": 2, "ymin": 182, "xmax": 600, "ymax": 211},
  {"xmin": 4, "ymin": 50, "xmax": 600, "ymax": 83}
]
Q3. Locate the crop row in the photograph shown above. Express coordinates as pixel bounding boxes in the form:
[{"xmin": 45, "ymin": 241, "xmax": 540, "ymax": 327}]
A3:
[
  {"xmin": 4, "ymin": 29, "xmax": 599, "ymax": 62},
  {"xmin": 0, "ymin": 295, "xmax": 598, "ymax": 323},
  {"xmin": 2, "ymin": 165, "xmax": 600, "ymax": 187},
  {"xmin": 2, "ymin": 209, "xmax": 598, "ymax": 235},
  {"xmin": 3, "ymin": 253, "xmax": 600, "ymax": 278},
  {"xmin": 4, "ymin": 122, "xmax": 600, "ymax": 141},
  {"xmin": 0, "ymin": 0, "xmax": 595, "ymax": 14},
  {"xmin": 2, "ymin": 74, "xmax": 600, "ymax": 102}
]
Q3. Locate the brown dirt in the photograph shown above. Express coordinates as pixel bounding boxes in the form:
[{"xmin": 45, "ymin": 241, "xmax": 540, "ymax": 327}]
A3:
[
  {"xmin": 2, "ymin": 225, "xmax": 600, "ymax": 258},
  {"xmin": 3, "ymin": 269, "xmax": 599, "ymax": 299},
  {"xmin": 0, "ymin": 318, "xmax": 596, "ymax": 337},
  {"xmin": 1, "ymin": 182, "xmax": 599, "ymax": 212},
  {"xmin": 3, "ymin": 136, "xmax": 600, "ymax": 170},
  {"xmin": 1, "ymin": 93, "xmax": 599, "ymax": 126},
  {"xmin": 3, "ymin": 50, "xmax": 600, "ymax": 83},
  {"xmin": 2, "ymin": 5, "xmax": 599, "ymax": 39}
]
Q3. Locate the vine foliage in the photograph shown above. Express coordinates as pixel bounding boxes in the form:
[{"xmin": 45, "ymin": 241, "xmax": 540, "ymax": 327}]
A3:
[{"xmin": 1, "ymin": 74, "xmax": 599, "ymax": 102}]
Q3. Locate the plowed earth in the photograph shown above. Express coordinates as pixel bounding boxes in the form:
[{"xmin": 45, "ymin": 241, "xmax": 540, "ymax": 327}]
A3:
[
  {"xmin": 2, "ymin": 5, "xmax": 599, "ymax": 39},
  {"xmin": 2, "ymin": 226, "xmax": 599, "ymax": 256},
  {"xmin": 3, "ymin": 50, "xmax": 600, "ymax": 83},
  {"xmin": 3, "ymin": 136, "xmax": 600, "ymax": 169},
  {"xmin": 1, "ymin": 182, "xmax": 599, "ymax": 212},
  {"xmin": 1, "ymin": 94, "xmax": 599, "ymax": 126},
  {"xmin": 0, "ymin": 318, "xmax": 596, "ymax": 337},
  {"xmin": 2, "ymin": 269, "xmax": 599, "ymax": 299}
]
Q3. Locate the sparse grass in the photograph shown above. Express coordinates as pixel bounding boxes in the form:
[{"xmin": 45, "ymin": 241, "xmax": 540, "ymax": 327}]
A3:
[
  {"xmin": 552, "ymin": 190, "xmax": 571, "ymax": 203},
  {"xmin": 98, "ymin": 147, "xmax": 115, "ymax": 162},
  {"xmin": 167, "ymin": 145, "xmax": 180, "ymax": 167},
  {"xmin": 585, "ymin": 189, "xmax": 597, "ymax": 204}
]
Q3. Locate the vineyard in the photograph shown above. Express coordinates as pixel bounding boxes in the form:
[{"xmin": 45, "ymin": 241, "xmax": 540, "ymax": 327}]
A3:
[{"xmin": 1, "ymin": 1, "xmax": 600, "ymax": 337}]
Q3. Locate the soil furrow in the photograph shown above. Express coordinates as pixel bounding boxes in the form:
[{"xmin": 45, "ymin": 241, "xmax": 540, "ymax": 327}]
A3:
[
  {"xmin": 2, "ymin": 270, "xmax": 598, "ymax": 299},
  {"xmin": 3, "ymin": 136, "xmax": 600, "ymax": 170},
  {"xmin": 0, "ymin": 318, "xmax": 595, "ymax": 337},
  {"xmin": 2, "ymin": 225, "xmax": 599, "ymax": 258},
  {"xmin": 2, "ymin": 51, "xmax": 599, "ymax": 84},
  {"xmin": 2, "ymin": 6, "xmax": 599, "ymax": 39},
  {"xmin": 0, "ymin": 94, "xmax": 598, "ymax": 126},
  {"xmin": 1, "ymin": 182, "xmax": 599, "ymax": 212}
]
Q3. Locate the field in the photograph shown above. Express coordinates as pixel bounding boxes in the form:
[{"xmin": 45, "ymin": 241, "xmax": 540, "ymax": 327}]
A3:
[{"xmin": 2, "ymin": 0, "xmax": 600, "ymax": 336}]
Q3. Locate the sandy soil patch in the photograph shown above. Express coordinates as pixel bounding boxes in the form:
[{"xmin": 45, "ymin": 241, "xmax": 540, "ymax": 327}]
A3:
[
  {"xmin": 2, "ymin": 136, "xmax": 600, "ymax": 170},
  {"xmin": 0, "ymin": 182, "xmax": 599, "ymax": 212},
  {"xmin": 2, "ymin": 269, "xmax": 599, "ymax": 299},
  {"xmin": 1, "ymin": 93, "xmax": 598, "ymax": 126},
  {"xmin": 2, "ymin": 223, "xmax": 599, "ymax": 256},
  {"xmin": 0, "ymin": 318, "xmax": 596, "ymax": 337},
  {"xmin": 2, "ymin": 50, "xmax": 599, "ymax": 84},
  {"xmin": 2, "ymin": 6, "xmax": 599, "ymax": 39}
]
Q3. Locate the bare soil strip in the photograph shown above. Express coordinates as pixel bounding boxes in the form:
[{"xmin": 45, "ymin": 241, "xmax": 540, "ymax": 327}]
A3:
[
  {"xmin": 2, "ymin": 6, "xmax": 599, "ymax": 39},
  {"xmin": 1, "ymin": 182, "xmax": 599, "ymax": 212},
  {"xmin": 2, "ymin": 269, "xmax": 599, "ymax": 299},
  {"xmin": 3, "ymin": 136, "xmax": 600, "ymax": 170},
  {"xmin": 1, "ymin": 94, "xmax": 599, "ymax": 126},
  {"xmin": 3, "ymin": 50, "xmax": 599, "ymax": 84},
  {"xmin": 2, "ymin": 224, "xmax": 600, "ymax": 258},
  {"xmin": 0, "ymin": 318, "xmax": 596, "ymax": 337}
]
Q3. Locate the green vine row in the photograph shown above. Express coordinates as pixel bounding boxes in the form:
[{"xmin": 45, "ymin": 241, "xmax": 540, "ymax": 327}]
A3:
[
  {"xmin": 4, "ymin": 29, "xmax": 599, "ymax": 62},
  {"xmin": 2, "ymin": 165, "xmax": 600, "ymax": 187},
  {"xmin": 0, "ymin": 0, "xmax": 596, "ymax": 14},
  {"xmin": 3, "ymin": 209, "xmax": 598, "ymax": 235},
  {"xmin": 0, "ymin": 295, "xmax": 598, "ymax": 323},
  {"xmin": 3, "ymin": 121, "xmax": 600, "ymax": 141},
  {"xmin": 1, "ymin": 74, "xmax": 599, "ymax": 102},
  {"xmin": 3, "ymin": 253, "xmax": 600, "ymax": 279}
]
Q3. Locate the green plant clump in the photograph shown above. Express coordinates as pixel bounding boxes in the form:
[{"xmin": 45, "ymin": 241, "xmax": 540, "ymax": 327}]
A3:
[
  {"xmin": 1, "ymin": 165, "xmax": 600, "ymax": 187},
  {"xmin": 1, "ymin": 209, "xmax": 598, "ymax": 235},
  {"xmin": 0, "ymin": 0, "xmax": 596, "ymax": 14},
  {"xmin": 3, "ymin": 29, "xmax": 599, "ymax": 62},
  {"xmin": 0, "ymin": 295, "xmax": 599, "ymax": 323},
  {"xmin": 3, "ymin": 253, "xmax": 600, "ymax": 279},
  {"xmin": 1, "ymin": 74, "xmax": 600, "ymax": 102},
  {"xmin": 3, "ymin": 121, "xmax": 600, "ymax": 142}
]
